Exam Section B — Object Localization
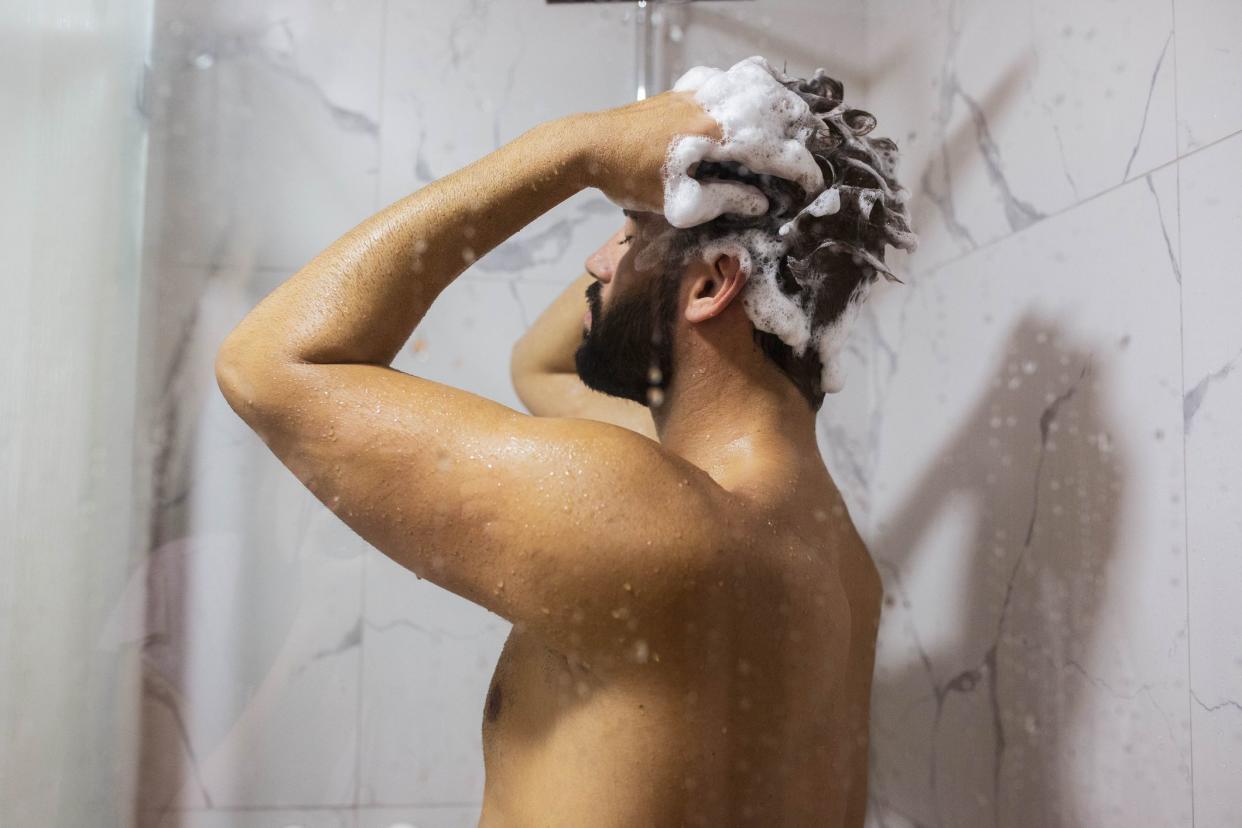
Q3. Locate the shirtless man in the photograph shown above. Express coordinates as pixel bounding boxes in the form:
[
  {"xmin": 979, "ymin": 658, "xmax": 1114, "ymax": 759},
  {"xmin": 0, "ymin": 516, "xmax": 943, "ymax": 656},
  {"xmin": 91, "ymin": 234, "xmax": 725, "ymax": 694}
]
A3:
[{"xmin": 216, "ymin": 77, "xmax": 892, "ymax": 826}]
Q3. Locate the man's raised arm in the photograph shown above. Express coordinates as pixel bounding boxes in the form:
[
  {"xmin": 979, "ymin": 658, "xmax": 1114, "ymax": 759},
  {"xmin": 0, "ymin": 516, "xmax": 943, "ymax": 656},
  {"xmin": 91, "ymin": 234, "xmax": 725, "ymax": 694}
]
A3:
[{"xmin": 209, "ymin": 97, "xmax": 731, "ymax": 660}]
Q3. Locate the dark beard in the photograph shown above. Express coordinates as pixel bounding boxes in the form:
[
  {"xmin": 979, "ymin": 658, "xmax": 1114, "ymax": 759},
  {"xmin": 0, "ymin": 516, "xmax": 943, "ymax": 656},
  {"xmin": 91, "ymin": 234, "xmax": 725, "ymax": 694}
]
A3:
[{"xmin": 574, "ymin": 276, "xmax": 678, "ymax": 407}]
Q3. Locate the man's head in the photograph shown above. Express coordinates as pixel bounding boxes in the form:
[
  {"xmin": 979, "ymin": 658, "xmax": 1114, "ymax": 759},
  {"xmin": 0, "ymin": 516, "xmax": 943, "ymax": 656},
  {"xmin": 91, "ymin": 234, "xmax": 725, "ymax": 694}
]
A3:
[{"xmin": 575, "ymin": 66, "xmax": 917, "ymax": 413}]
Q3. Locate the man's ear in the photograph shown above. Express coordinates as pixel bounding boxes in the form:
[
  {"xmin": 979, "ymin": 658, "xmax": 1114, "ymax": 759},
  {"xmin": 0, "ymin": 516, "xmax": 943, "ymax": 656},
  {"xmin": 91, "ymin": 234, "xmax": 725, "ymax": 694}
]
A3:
[{"xmin": 684, "ymin": 248, "xmax": 748, "ymax": 324}]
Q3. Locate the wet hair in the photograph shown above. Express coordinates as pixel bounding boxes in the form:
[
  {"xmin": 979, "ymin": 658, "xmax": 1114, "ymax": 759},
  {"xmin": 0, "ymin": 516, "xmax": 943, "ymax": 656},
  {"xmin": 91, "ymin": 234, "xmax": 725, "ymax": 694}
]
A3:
[{"xmin": 665, "ymin": 67, "xmax": 918, "ymax": 411}]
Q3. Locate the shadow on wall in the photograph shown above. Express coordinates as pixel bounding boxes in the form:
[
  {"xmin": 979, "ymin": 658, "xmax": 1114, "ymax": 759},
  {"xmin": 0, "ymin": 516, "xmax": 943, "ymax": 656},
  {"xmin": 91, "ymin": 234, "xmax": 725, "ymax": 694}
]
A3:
[{"xmin": 864, "ymin": 313, "xmax": 1127, "ymax": 828}]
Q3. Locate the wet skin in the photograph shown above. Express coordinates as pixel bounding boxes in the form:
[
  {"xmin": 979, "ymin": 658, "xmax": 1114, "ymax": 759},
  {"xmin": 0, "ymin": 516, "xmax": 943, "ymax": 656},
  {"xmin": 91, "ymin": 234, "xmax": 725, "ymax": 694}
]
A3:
[{"xmin": 216, "ymin": 95, "xmax": 882, "ymax": 826}]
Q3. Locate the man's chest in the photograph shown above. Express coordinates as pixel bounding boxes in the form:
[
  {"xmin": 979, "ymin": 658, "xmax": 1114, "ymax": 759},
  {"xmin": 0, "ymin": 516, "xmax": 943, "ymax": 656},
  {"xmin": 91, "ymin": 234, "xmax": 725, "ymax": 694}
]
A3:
[{"xmin": 481, "ymin": 627, "xmax": 585, "ymax": 746}]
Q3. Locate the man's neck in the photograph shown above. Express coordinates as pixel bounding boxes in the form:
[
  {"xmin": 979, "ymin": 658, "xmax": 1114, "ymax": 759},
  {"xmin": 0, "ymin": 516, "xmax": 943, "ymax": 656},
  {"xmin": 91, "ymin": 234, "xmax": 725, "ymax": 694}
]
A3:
[{"xmin": 651, "ymin": 361, "xmax": 822, "ymax": 491}]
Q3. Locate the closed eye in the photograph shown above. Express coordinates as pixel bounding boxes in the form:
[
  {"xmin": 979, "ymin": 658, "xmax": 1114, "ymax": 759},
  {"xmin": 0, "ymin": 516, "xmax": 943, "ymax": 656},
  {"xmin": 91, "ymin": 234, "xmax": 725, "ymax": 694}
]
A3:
[{"xmin": 618, "ymin": 235, "xmax": 634, "ymax": 246}]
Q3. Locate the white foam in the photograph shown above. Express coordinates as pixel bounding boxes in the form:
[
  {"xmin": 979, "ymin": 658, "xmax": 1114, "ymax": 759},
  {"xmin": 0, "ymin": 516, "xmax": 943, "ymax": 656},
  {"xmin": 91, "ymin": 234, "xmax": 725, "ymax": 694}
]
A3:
[
  {"xmin": 778, "ymin": 186, "xmax": 840, "ymax": 236},
  {"xmin": 663, "ymin": 56, "xmax": 824, "ymax": 229}
]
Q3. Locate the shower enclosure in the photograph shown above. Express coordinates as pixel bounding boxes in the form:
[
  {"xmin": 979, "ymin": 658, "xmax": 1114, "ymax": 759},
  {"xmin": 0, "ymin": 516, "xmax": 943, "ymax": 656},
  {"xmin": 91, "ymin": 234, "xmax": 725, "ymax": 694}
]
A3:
[{"xmin": 4, "ymin": 0, "xmax": 1240, "ymax": 826}]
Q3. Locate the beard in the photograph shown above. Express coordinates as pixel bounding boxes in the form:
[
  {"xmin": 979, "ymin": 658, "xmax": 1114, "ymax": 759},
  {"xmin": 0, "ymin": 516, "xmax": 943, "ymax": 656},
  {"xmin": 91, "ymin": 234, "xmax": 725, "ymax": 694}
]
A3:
[{"xmin": 574, "ymin": 274, "xmax": 678, "ymax": 408}]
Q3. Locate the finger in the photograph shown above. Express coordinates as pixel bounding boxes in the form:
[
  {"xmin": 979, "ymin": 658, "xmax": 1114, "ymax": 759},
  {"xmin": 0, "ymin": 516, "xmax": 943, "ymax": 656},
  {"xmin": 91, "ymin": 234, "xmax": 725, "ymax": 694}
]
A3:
[
  {"xmin": 666, "ymin": 134, "xmax": 715, "ymax": 176},
  {"xmin": 665, "ymin": 178, "xmax": 769, "ymax": 228},
  {"xmin": 702, "ymin": 137, "xmax": 823, "ymax": 194},
  {"xmin": 700, "ymin": 180, "xmax": 770, "ymax": 222}
]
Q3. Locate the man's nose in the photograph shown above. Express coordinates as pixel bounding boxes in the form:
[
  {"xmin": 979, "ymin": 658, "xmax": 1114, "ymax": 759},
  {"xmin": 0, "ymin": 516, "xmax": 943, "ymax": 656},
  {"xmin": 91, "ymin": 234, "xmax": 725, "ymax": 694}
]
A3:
[
  {"xmin": 584, "ymin": 246, "xmax": 613, "ymax": 284},
  {"xmin": 584, "ymin": 229, "xmax": 627, "ymax": 283}
]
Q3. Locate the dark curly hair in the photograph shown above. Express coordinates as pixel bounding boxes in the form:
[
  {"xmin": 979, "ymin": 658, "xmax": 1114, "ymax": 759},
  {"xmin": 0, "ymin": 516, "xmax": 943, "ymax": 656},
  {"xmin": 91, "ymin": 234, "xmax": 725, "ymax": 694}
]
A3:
[{"xmin": 664, "ymin": 64, "xmax": 918, "ymax": 411}]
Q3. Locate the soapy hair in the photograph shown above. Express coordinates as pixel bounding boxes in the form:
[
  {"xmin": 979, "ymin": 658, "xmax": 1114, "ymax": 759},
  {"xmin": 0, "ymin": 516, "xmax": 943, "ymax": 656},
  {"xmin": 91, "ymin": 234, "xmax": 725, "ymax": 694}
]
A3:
[{"xmin": 665, "ymin": 65, "xmax": 918, "ymax": 410}]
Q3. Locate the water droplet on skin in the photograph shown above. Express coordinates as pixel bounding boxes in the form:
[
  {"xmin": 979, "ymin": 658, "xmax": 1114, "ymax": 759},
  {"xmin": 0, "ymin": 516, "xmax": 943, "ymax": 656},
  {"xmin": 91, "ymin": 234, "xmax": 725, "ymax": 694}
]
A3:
[
  {"xmin": 632, "ymin": 639, "xmax": 650, "ymax": 663},
  {"xmin": 461, "ymin": 247, "xmax": 476, "ymax": 263}
]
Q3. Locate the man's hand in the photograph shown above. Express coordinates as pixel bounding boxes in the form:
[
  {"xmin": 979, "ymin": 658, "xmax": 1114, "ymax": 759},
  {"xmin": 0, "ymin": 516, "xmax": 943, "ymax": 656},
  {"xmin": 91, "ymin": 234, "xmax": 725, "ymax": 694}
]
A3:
[
  {"xmin": 582, "ymin": 88, "xmax": 796, "ymax": 226},
  {"xmin": 581, "ymin": 90, "xmax": 749, "ymax": 217}
]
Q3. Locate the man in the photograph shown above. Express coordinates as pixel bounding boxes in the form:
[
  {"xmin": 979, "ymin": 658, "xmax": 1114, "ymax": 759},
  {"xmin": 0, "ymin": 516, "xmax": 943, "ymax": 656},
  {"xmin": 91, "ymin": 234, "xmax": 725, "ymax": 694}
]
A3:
[{"xmin": 216, "ymin": 73, "xmax": 899, "ymax": 826}]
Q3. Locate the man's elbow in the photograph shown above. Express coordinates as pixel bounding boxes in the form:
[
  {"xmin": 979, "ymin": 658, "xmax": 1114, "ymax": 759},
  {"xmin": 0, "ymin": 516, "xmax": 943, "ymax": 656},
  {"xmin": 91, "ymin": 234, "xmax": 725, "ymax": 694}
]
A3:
[{"xmin": 214, "ymin": 337, "xmax": 271, "ymax": 419}]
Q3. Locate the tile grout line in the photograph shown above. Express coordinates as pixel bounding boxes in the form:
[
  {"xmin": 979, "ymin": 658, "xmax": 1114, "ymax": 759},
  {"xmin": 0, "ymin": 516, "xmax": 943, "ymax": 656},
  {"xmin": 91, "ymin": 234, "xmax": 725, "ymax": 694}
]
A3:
[
  {"xmin": 1169, "ymin": 2, "xmax": 1196, "ymax": 825},
  {"xmin": 916, "ymin": 124, "xmax": 1242, "ymax": 282}
]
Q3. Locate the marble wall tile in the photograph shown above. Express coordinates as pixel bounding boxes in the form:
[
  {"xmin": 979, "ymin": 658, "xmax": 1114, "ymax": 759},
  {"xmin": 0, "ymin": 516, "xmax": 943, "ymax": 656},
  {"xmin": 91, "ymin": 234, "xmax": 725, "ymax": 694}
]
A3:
[
  {"xmin": 864, "ymin": 168, "xmax": 1191, "ymax": 827},
  {"xmin": 377, "ymin": 0, "xmax": 633, "ymax": 289},
  {"xmin": 359, "ymin": 548, "xmax": 506, "ymax": 807},
  {"xmin": 868, "ymin": 0, "xmax": 1177, "ymax": 274},
  {"xmin": 144, "ymin": 0, "xmax": 385, "ymax": 272},
  {"xmin": 1175, "ymin": 0, "xmax": 1242, "ymax": 152},
  {"xmin": 1179, "ymin": 131, "xmax": 1242, "ymax": 828}
]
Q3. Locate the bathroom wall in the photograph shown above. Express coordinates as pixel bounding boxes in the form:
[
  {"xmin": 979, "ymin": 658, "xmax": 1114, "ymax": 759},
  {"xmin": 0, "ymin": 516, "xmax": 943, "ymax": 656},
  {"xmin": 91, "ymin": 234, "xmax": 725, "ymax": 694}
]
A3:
[
  {"xmin": 1, "ymin": 1, "xmax": 153, "ymax": 826},
  {"xmin": 134, "ymin": 1, "xmax": 866, "ymax": 826},
  {"xmin": 133, "ymin": 0, "xmax": 1242, "ymax": 824},
  {"xmin": 855, "ymin": 0, "xmax": 1242, "ymax": 825}
]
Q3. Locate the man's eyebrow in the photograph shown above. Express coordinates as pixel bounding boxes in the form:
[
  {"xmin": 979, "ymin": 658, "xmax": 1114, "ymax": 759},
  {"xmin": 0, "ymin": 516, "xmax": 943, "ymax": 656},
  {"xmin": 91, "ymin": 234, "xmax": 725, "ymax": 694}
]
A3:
[{"xmin": 622, "ymin": 209, "xmax": 642, "ymax": 221}]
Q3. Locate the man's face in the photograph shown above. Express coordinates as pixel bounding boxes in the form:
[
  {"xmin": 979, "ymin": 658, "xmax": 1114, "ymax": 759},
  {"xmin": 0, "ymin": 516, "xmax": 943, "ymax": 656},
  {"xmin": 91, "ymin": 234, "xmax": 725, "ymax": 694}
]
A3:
[{"xmin": 574, "ymin": 212, "xmax": 680, "ymax": 407}]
